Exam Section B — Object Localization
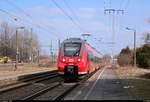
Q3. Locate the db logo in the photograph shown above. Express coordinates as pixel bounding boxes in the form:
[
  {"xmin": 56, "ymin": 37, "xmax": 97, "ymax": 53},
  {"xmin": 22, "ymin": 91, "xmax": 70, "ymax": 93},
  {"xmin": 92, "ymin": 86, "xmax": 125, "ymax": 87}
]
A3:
[{"xmin": 69, "ymin": 59, "xmax": 74, "ymax": 62}]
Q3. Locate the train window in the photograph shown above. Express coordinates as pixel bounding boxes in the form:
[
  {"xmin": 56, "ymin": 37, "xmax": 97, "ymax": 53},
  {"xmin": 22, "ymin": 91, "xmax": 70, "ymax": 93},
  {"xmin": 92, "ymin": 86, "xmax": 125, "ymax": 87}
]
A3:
[
  {"xmin": 88, "ymin": 50, "xmax": 94, "ymax": 61},
  {"xmin": 95, "ymin": 57, "xmax": 98, "ymax": 63},
  {"xmin": 64, "ymin": 43, "xmax": 81, "ymax": 57}
]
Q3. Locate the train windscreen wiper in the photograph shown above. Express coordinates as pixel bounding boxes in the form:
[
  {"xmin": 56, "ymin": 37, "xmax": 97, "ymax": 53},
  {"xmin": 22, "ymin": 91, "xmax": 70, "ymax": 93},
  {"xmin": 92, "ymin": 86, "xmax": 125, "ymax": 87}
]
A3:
[{"xmin": 72, "ymin": 49, "xmax": 80, "ymax": 57}]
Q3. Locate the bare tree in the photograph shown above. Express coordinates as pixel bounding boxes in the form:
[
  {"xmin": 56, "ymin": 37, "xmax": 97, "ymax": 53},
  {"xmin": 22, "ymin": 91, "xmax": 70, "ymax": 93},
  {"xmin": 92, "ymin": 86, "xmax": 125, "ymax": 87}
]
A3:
[
  {"xmin": 144, "ymin": 33, "xmax": 150, "ymax": 44},
  {"xmin": 0, "ymin": 21, "xmax": 40, "ymax": 63}
]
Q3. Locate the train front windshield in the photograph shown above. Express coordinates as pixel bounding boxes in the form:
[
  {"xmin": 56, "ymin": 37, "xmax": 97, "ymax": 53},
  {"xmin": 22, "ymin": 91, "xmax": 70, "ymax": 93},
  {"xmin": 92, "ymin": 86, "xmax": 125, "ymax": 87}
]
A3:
[{"xmin": 64, "ymin": 43, "xmax": 81, "ymax": 57}]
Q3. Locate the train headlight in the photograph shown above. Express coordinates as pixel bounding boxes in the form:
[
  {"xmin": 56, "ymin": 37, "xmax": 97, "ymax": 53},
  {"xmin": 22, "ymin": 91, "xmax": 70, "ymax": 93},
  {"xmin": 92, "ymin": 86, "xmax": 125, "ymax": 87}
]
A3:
[
  {"xmin": 62, "ymin": 57, "xmax": 66, "ymax": 62},
  {"xmin": 78, "ymin": 57, "xmax": 81, "ymax": 62}
]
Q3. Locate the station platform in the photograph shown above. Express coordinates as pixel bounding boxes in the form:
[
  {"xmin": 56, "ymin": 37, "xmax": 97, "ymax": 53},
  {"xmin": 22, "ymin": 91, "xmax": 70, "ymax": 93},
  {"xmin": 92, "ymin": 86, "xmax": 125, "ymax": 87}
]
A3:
[
  {"xmin": 65, "ymin": 67, "xmax": 133, "ymax": 100},
  {"xmin": 0, "ymin": 64, "xmax": 57, "ymax": 87}
]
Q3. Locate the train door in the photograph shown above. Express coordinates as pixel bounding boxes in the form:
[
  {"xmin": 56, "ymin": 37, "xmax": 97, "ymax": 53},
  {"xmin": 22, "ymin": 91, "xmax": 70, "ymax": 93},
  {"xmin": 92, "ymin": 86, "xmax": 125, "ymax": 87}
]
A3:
[{"xmin": 87, "ymin": 50, "xmax": 94, "ymax": 73}]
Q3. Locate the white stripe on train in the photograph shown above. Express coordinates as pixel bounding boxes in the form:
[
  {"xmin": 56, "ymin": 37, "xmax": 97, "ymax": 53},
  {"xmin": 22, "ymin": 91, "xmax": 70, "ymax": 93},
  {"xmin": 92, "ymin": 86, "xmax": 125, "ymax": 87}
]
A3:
[{"xmin": 58, "ymin": 72, "xmax": 87, "ymax": 74}]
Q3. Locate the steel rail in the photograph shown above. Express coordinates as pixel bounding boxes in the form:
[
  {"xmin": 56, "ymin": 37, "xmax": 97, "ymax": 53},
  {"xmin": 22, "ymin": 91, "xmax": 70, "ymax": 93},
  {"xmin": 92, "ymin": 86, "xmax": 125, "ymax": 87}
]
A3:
[
  {"xmin": 53, "ymin": 69, "xmax": 98, "ymax": 100},
  {"xmin": 0, "ymin": 71, "xmax": 59, "ymax": 93},
  {"xmin": 22, "ymin": 83, "xmax": 62, "ymax": 100},
  {"xmin": 22, "ymin": 68, "xmax": 100, "ymax": 100}
]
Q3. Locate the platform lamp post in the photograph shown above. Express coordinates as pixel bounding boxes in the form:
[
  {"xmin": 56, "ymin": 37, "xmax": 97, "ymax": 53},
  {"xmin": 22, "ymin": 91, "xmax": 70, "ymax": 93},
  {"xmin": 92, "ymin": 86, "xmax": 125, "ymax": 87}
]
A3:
[
  {"xmin": 126, "ymin": 27, "xmax": 136, "ymax": 68},
  {"xmin": 15, "ymin": 26, "xmax": 25, "ymax": 71}
]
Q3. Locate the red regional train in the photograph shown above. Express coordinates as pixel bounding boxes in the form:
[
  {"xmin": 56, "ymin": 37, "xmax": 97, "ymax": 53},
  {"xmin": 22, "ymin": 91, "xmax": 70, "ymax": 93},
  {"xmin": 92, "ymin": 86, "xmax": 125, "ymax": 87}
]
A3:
[{"xmin": 57, "ymin": 38, "xmax": 103, "ymax": 79}]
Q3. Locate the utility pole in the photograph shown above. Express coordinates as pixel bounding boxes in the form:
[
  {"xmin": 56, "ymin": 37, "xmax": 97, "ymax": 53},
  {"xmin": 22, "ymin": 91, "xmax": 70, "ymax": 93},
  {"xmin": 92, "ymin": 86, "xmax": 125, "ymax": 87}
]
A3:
[
  {"xmin": 30, "ymin": 28, "xmax": 33, "ymax": 64},
  {"xmin": 15, "ymin": 27, "xmax": 25, "ymax": 71},
  {"xmin": 58, "ymin": 39, "xmax": 60, "ymax": 63},
  {"xmin": 4, "ymin": 27, "xmax": 7, "ymax": 57},
  {"xmin": 37, "ymin": 49, "xmax": 39, "ymax": 65},
  {"xmin": 50, "ymin": 40, "xmax": 53, "ymax": 64},
  {"xmin": 134, "ymin": 30, "xmax": 136, "ymax": 68},
  {"xmin": 21, "ymin": 28, "xmax": 25, "ymax": 62},
  {"xmin": 58, "ymin": 39, "xmax": 61, "ymax": 48},
  {"xmin": 15, "ymin": 29, "xmax": 18, "ymax": 71},
  {"xmin": 104, "ymin": 9, "xmax": 124, "ymax": 64}
]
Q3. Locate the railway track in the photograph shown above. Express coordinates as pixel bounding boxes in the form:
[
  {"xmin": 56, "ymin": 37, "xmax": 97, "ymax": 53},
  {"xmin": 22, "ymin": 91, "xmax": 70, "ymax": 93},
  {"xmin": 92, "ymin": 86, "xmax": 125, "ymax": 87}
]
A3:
[
  {"xmin": 0, "ymin": 70, "xmax": 59, "ymax": 93},
  {"xmin": 21, "ymin": 69, "xmax": 99, "ymax": 100},
  {"xmin": 53, "ymin": 70, "xmax": 97, "ymax": 100}
]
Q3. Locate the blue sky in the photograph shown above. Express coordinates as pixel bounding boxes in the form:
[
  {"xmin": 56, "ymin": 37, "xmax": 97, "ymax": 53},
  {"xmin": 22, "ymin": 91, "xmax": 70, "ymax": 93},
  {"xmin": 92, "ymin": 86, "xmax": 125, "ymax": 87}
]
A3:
[{"xmin": 0, "ymin": 0, "xmax": 150, "ymax": 56}]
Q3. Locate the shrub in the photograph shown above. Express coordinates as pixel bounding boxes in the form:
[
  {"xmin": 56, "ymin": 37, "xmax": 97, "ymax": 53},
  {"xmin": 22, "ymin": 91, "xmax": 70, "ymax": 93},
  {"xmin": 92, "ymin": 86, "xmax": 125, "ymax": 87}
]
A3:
[
  {"xmin": 136, "ymin": 44, "xmax": 150, "ymax": 68},
  {"xmin": 117, "ymin": 46, "xmax": 133, "ymax": 66}
]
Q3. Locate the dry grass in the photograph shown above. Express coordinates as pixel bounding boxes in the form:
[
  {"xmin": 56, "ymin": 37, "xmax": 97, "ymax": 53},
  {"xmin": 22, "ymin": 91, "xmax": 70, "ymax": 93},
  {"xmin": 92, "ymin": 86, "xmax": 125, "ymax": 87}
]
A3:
[
  {"xmin": 114, "ymin": 66, "xmax": 150, "ymax": 79},
  {"xmin": 0, "ymin": 63, "xmax": 57, "ymax": 79},
  {"xmin": 39, "ymin": 57, "xmax": 57, "ymax": 67},
  {"xmin": 113, "ymin": 65, "xmax": 150, "ymax": 99},
  {"xmin": 0, "ymin": 60, "xmax": 57, "ymax": 86}
]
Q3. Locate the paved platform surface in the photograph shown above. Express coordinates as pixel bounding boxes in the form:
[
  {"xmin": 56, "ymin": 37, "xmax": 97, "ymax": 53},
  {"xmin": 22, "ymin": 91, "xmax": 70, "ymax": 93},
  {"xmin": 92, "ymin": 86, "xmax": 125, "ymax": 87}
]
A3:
[
  {"xmin": 0, "ymin": 64, "xmax": 56, "ymax": 87},
  {"xmin": 65, "ymin": 67, "xmax": 133, "ymax": 100}
]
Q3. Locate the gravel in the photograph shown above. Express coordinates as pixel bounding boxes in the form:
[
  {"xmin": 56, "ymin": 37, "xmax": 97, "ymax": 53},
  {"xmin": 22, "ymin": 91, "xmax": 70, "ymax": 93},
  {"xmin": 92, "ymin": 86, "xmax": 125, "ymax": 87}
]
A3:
[{"xmin": 0, "ymin": 76, "xmax": 62, "ymax": 100}]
